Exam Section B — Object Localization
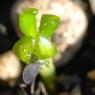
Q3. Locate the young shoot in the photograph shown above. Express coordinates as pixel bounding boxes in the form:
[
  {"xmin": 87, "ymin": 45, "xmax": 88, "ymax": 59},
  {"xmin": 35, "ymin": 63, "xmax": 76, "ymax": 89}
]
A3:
[{"xmin": 12, "ymin": 8, "xmax": 60, "ymax": 86}]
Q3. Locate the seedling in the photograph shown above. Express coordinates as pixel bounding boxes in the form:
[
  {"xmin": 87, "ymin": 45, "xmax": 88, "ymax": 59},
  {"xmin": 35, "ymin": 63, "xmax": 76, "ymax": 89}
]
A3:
[{"xmin": 12, "ymin": 8, "xmax": 60, "ymax": 89}]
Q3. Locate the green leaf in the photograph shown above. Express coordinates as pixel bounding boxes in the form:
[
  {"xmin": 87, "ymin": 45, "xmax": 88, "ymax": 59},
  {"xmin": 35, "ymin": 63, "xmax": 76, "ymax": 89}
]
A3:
[
  {"xmin": 39, "ymin": 14, "xmax": 60, "ymax": 39},
  {"xmin": 39, "ymin": 58, "xmax": 55, "ymax": 87},
  {"xmin": 19, "ymin": 8, "xmax": 38, "ymax": 38},
  {"xmin": 12, "ymin": 36, "xmax": 37, "ymax": 63},
  {"xmin": 35, "ymin": 36, "xmax": 58, "ymax": 59}
]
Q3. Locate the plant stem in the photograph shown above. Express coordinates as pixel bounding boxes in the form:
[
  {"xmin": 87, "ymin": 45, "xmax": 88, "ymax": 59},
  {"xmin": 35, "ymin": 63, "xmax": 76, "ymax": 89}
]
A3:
[
  {"xmin": 20, "ymin": 84, "xmax": 27, "ymax": 95},
  {"xmin": 39, "ymin": 81, "xmax": 48, "ymax": 95},
  {"xmin": 30, "ymin": 79, "xmax": 35, "ymax": 95}
]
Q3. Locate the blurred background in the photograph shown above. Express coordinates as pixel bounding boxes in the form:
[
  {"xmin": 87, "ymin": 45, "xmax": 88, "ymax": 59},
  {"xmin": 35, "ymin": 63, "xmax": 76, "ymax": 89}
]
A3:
[{"xmin": 0, "ymin": 0, "xmax": 95, "ymax": 95}]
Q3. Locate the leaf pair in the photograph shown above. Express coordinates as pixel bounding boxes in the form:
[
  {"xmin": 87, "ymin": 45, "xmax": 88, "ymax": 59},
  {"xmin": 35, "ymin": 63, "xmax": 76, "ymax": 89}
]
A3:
[
  {"xmin": 23, "ymin": 58, "xmax": 54, "ymax": 84},
  {"xmin": 19, "ymin": 8, "xmax": 60, "ymax": 39},
  {"xmin": 13, "ymin": 36, "xmax": 57, "ymax": 63}
]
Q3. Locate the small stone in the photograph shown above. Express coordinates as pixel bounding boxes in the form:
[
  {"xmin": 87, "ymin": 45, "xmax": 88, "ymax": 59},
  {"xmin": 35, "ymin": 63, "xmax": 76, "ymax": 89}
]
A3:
[
  {"xmin": 0, "ymin": 51, "xmax": 21, "ymax": 85},
  {"xmin": 87, "ymin": 69, "xmax": 95, "ymax": 80}
]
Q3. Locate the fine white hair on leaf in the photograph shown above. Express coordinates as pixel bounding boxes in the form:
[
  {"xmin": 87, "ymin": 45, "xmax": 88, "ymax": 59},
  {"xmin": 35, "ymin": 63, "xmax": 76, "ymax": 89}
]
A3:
[{"xmin": 23, "ymin": 63, "xmax": 41, "ymax": 84}]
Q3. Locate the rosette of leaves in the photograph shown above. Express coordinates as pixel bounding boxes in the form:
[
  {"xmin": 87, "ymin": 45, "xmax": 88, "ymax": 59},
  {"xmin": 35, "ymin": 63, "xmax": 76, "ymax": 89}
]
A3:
[{"xmin": 12, "ymin": 8, "xmax": 60, "ymax": 85}]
